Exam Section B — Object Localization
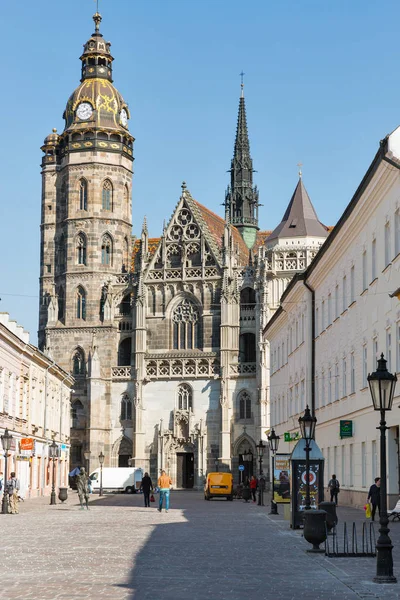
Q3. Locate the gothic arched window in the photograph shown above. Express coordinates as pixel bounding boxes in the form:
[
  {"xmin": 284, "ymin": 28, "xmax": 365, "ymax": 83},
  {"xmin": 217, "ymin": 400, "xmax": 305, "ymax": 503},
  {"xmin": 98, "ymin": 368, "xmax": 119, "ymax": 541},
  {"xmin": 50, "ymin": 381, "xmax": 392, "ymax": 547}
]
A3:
[
  {"xmin": 102, "ymin": 179, "xmax": 113, "ymax": 210},
  {"xmin": 120, "ymin": 395, "xmax": 133, "ymax": 420},
  {"xmin": 240, "ymin": 287, "xmax": 256, "ymax": 305},
  {"xmin": 57, "ymin": 286, "xmax": 65, "ymax": 321},
  {"xmin": 124, "ymin": 184, "xmax": 129, "ymax": 215},
  {"xmin": 76, "ymin": 286, "xmax": 86, "ymax": 320},
  {"xmin": 177, "ymin": 383, "xmax": 192, "ymax": 411},
  {"xmin": 239, "ymin": 332, "xmax": 256, "ymax": 362},
  {"xmin": 122, "ymin": 237, "xmax": 129, "ymax": 273},
  {"xmin": 76, "ymin": 233, "xmax": 87, "ymax": 265},
  {"xmin": 118, "ymin": 338, "xmax": 132, "ymax": 366},
  {"xmin": 71, "ymin": 399, "xmax": 84, "ymax": 428},
  {"xmin": 238, "ymin": 390, "xmax": 251, "ymax": 419},
  {"xmin": 101, "ymin": 234, "xmax": 112, "ymax": 266},
  {"xmin": 58, "ymin": 234, "xmax": 66, "ymax": 273},
  {"xmin": 172, "ymin": 299, "xmax": 199, "ymax": 350},
  {"xmin": 119, "ymin": 294, "xmax": 131, "ymax": 316},
  {"xmin": 79, "ymin": 179, "xmax": 88, "ymax": 211},
  {"xmin": 72, "ymin": 348, "xmax": 85, "ymax": 375}
]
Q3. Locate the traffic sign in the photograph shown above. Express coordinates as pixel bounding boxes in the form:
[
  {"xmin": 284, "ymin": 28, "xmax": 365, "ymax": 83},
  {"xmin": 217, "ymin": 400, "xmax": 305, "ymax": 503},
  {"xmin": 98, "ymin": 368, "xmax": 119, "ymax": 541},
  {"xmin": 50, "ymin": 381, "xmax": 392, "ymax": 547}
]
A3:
[{"xmin": 238, "ymin": 465, "xmax": 245, "ymax": 471}]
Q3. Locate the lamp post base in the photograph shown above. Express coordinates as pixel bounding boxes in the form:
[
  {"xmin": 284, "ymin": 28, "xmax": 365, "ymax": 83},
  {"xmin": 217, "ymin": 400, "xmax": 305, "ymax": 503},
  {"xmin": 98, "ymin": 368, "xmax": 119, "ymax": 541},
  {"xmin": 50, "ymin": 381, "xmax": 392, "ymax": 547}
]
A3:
[
  {"xmin": 50, "ymin": 491, "xmax": 57, "ymax": 506},
  {"xmin": 373, "ymin": 575, "xmax": 397, "ymax": 584},
  {"xmin": 1, "ymin": 495, "xmax": 8, "ymax": 515}
]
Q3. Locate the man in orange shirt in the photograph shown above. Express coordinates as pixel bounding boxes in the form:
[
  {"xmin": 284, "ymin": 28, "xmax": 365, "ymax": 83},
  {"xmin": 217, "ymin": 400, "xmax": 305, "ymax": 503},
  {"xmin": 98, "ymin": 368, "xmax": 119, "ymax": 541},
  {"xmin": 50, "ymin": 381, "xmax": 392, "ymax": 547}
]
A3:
[{"xmin": 157, "ymin": 470, "xmax": 172, "ymax": 512}]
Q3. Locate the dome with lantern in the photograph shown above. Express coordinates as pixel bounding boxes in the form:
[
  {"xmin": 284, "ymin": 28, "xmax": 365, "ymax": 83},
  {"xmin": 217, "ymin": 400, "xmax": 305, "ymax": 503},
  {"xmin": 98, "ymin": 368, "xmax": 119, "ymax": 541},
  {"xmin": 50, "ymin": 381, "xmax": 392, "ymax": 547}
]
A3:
[{"xmin": 62, "ymin": 13, "xmax": 131, "ymax": 134}]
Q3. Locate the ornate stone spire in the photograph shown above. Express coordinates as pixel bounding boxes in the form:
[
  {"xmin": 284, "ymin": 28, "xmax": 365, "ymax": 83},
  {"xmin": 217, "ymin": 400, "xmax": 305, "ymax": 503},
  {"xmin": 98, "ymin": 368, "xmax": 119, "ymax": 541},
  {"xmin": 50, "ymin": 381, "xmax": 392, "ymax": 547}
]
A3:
[{"xmin": 224, "ymin": 82, "xmax": 259, "ymax": 249}]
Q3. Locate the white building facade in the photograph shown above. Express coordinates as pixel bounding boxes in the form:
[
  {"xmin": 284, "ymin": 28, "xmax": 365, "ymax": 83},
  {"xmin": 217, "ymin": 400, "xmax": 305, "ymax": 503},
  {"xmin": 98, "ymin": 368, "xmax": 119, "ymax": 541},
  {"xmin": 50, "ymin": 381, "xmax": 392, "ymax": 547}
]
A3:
[
  {"xmin": 0, "ymin": 313, "xmax": 73, "ymax": 498},
  {"xmin": 265, "ymin": 130, "xmax": 400, "ymax": 507}
]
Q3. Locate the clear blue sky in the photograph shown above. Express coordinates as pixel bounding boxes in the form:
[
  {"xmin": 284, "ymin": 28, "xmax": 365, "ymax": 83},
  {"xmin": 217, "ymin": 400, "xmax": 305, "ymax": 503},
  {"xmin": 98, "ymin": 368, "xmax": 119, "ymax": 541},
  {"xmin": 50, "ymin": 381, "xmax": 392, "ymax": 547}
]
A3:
[{"xmin": 1, "ymin": 0, "xmax": 400, "ymax": 344}]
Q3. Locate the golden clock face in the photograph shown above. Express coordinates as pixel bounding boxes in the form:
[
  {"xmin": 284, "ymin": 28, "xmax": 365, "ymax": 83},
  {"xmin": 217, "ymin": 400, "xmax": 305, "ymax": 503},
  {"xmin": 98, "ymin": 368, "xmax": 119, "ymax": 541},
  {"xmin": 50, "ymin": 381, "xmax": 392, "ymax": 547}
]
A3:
[{"xmin": 76, "ymin": 102, "xmax": 93, "ymax": 121}]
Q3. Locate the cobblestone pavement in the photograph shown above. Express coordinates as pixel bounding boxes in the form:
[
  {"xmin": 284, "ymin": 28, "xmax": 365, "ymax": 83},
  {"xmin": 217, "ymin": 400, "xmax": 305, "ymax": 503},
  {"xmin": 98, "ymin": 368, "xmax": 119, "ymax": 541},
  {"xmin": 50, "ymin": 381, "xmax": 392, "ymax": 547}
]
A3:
[{"xmin": 2, "ymin": 491, "xmax": 400, "ymax": 600}]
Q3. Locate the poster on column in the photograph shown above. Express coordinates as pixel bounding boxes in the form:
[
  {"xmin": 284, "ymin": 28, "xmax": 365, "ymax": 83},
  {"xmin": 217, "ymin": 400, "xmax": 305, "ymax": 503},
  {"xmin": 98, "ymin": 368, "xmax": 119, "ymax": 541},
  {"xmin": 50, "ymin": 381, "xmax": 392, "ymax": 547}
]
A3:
[
  {"xmin": 273, "ymin": 454, "xmax": 291, "ymax": 503},
  {"xmin": 295, "ymin": 461, "xmax": 321, "ymax": 510}
]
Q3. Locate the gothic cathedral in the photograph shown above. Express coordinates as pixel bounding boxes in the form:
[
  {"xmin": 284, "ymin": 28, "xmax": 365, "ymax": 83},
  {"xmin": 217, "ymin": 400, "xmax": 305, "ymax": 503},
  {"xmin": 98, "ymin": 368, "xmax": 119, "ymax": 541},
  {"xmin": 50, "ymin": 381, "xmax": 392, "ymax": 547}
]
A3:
[{"xmin": 38, "ymin": 13, "xmax": 328, "ymax": 488}]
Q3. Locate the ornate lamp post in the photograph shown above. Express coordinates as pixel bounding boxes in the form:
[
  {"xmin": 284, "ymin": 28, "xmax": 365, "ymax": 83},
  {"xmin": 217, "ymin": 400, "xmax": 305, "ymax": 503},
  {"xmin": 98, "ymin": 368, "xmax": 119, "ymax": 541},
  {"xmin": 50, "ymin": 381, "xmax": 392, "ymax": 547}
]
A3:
[
  {"xmin": 256, "ymin": 440, "xmax": 266, "ymax": 506},
  {"xmin": 1, "ymin": 428, "xmax": 13, "ymax": 515},
  {"xmin": 368, "ymin": 353, "xmax": 397, "ymax": 584},
  {"xmin": 83, "ymin": 450, "xmax": 91, "ymax": 475},
  {"xmin": 49, "ymin": 440, "xmax": 58, "ymax": 506},
  {"xmin": 242, "ymin": 449, "xmax": 253, "ymax": 483},
  {"xmin": 98, "ymin": 451, "xmax": 105, "ymax": 496},
  {"xmin": 298, "ymin": 406, "xmax": 317, "ymax": 511},
  {"xmin": 268, "ymin": 429, "xmax": 280, "ymax": 515}
]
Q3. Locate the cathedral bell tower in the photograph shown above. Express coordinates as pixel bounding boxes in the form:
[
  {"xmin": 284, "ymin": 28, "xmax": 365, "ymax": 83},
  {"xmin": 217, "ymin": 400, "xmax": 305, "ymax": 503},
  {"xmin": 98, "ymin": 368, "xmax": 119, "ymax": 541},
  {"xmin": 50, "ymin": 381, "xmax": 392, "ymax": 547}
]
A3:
[
  {"xmin": 38, "ymin": 12, "xmax": 134, "ymax": 467},
  {"xmin": 224, "ymin": 82, "xmax": 260, "ymax": 250}
]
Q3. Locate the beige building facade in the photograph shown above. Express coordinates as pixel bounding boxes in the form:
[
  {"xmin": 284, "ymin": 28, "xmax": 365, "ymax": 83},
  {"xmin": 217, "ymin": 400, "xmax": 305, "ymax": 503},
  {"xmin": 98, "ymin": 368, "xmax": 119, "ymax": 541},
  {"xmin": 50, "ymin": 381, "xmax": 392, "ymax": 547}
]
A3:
[{"xmin": 0, "ymin": 313, "xmax": 73, "ymax": 498}]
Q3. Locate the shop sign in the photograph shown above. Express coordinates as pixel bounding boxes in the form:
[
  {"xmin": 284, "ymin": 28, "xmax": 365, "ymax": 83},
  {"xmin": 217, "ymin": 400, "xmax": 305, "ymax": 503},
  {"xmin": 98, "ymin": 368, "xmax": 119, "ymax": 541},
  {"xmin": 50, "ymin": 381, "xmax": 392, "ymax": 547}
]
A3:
[
  {"xmin": 340, "ymin": 420, "xmax": 353, "ymax": 439},
  {"xmin": 20, "ymin": 438, "xmax": 34, "ymax": 451},
  {"xmin": 284, "ymin": 431, "xmax": 300, "ymax": 442},
  {"xmin": 16, "ymin": 455, "xmax": 30, "ymax": 462}
]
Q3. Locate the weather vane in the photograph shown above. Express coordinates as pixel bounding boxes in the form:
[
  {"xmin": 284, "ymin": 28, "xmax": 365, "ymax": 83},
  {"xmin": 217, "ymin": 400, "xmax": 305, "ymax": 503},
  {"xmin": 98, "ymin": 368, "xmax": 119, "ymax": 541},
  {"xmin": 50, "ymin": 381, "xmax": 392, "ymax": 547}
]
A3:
[{"xmin": 297, "ymin": 162, "xmax": 303, "ymax": 178}]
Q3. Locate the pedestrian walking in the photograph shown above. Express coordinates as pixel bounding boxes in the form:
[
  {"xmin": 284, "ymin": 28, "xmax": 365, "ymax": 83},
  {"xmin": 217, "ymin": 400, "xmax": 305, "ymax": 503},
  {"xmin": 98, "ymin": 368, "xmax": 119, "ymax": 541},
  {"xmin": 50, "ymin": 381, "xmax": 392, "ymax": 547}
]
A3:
[
  {"xmin": 367, "ymin": 477, "xmax": 381, "ymax": 521},
  {"xmin": 250, "ymin": 475, "xmax": 257, "ymax": 503},
  {"xmin": 7, "ymin": 472, "xmax": 20, "ymax": 514},
  {"xmin": 0, "ymin": 471, "xmax": 3, "ymax": 494},
  {"xmin": 140, "ymin": 472, "xmax": 153, "ymax": 507},
  {"xmin": 328, "ymin": 474, "xmax": 340, "ymax": 505},
  {"xmin": 157, "ymin": 470, "xmax": 172, "ymax": 513}
]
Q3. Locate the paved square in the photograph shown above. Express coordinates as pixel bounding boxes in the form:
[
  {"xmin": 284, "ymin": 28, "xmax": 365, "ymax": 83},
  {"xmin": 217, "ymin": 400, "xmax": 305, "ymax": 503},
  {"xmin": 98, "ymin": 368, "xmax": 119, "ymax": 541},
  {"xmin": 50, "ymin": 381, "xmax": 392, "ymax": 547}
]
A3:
[{"xmin": 1, "ymin": 491, "xmax": 400, "ymax": 599}]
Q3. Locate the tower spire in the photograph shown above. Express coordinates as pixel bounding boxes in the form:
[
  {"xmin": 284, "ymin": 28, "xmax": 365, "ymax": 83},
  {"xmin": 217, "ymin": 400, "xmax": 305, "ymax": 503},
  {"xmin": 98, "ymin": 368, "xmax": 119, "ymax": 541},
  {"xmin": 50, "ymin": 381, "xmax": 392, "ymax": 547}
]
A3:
[{"xmin": 224, "ymin": 80, "xmax": 259, "ymax": 249}]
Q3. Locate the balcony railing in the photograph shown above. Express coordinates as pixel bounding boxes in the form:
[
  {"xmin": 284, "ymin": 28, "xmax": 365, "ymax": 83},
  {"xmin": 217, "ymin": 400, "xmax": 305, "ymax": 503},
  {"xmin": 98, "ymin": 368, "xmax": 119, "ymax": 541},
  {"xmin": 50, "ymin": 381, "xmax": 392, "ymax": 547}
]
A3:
[
  {"xmin": 111, "ymin": 366, "xmax": 134, "ymax": 380},
  {"xmin": 230, "ymin": 362, "xmax": 257, "ymax": 376}
]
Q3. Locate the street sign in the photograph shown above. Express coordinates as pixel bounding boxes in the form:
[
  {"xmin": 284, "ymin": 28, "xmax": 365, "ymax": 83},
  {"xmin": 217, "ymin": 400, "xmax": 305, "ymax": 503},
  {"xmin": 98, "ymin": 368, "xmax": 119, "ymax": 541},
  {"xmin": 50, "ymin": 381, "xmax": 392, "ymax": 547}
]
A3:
[{"xmin": 238, "ymin": 465, "xmax": 245, "ymax": 471}]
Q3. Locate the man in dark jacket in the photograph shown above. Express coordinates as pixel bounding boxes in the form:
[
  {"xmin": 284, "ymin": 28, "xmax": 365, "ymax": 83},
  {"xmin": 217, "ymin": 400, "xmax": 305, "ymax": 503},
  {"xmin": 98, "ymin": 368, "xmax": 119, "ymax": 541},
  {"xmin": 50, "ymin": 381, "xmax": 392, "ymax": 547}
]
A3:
[
  {"xmin": 140, "ymin": 473, "xmax": 153, "ymax": 508},
  {"xmin": 367, "ymin": 477, "xmax": 381, "ymax": 521}
]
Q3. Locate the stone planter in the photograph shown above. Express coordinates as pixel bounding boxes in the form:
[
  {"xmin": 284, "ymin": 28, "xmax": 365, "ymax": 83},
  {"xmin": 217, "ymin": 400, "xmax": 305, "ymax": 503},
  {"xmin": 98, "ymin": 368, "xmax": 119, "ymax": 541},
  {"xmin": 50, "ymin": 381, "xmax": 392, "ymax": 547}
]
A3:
[
  {"xmin": 318, "ymin": 501, "xmax": 338, "ymax": 533},
  {"xmin": 303, "ymin": 510, "xmax": 327, "ymax": 553},
  {"xmin": 58, "ymin": 487, "xmax": 68, "ymax": 503}
]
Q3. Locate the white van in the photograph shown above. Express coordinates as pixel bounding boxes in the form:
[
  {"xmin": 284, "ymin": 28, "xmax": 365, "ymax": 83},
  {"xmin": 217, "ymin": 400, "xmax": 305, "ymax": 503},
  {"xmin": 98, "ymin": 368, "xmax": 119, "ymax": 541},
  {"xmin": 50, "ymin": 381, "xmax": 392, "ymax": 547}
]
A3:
[{"xmin": 89, "ymin": 467, "xmax": 143, "ymax": 494}]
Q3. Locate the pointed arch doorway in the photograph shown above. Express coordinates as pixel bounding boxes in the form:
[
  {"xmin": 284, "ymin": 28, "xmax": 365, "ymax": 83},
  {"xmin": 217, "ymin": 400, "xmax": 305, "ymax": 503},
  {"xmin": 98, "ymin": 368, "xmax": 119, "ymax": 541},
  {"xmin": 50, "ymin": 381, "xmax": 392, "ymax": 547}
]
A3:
[{"xmin": 118, "ymin": 436, "xmax": 132, "ymax": 467}]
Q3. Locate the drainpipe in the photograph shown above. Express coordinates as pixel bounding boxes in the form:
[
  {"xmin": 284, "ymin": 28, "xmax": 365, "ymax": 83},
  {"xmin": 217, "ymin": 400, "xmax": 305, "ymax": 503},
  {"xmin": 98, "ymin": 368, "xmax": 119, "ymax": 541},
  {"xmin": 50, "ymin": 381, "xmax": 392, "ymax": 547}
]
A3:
[{"xmin": 303, "ymin": 280, "xmax": 315, "ymax": 417}]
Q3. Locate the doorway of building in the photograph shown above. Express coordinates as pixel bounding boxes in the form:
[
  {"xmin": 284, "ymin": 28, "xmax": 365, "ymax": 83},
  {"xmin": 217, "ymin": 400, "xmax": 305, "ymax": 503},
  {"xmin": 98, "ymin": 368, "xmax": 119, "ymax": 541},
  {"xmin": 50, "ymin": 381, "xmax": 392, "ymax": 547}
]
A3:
[{"xmin": 176, "ymin": 452, "xmax": 194, "ymax": 488}]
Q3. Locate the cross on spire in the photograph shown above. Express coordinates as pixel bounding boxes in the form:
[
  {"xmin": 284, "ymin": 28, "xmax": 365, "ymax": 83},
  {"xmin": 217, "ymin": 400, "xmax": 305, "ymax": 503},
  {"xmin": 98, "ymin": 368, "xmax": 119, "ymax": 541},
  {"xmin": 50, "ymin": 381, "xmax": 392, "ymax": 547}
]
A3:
[
  {"xmin": 297, "ymin": 162, "xmax": 303, "ymax": 178},
  {"xmin": 240, "ymin": 71, "xmax": 245, "ymax": 97}
]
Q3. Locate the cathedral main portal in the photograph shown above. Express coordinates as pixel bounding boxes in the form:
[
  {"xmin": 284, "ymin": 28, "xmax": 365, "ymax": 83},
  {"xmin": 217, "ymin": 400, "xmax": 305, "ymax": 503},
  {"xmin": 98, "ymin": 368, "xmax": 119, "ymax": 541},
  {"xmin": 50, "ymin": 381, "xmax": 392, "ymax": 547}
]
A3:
[{"xmin": 176, "ymin": 452, "xmax": 194, "ymax": 489}]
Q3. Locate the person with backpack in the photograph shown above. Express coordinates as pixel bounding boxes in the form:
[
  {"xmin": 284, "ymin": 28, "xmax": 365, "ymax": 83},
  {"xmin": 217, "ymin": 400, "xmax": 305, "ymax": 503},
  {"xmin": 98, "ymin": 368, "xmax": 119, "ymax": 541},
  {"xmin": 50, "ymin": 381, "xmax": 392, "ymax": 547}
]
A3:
[
  {"xmin": 328, "ymin": 474, "xmax": 340, "ymax": 505},
  {"xmin": 7, "ymin": 472, "xmax": 20, "ymax": 514}
]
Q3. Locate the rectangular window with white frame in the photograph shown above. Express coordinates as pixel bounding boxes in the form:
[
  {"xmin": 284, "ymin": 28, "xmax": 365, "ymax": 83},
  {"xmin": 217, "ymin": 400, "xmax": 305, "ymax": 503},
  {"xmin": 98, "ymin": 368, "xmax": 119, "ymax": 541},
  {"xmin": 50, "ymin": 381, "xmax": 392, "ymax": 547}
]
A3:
[
  {"xmin": 396, "ymin": 209, "xmax": 400, "ymax": 257},
  {"xmin": 341, "ymin": 445, "xmax": 346, "ymax": 486},
  {"xmin": 328, "ymin": 367, "xmax": 332, "ymax": 403},
  {"xmin": 335, "ymin": 284, "xmax": 339, "ymax": 319},
  {"xmin": 321, "ymin": 371, "xmax": 325, "ymax": 406},
  {"xmin": 396, "ymin": 321, "xmax": 400, "ymax": 373},
  {"xmin": 362, "ymin": 250, "xmax": 367, "ymax": 291},
  {"xmin": 350, "ymin": 265, "xmax": 355, "ymax": 303},
  {"xmin": 321, "ymin": 300, "xmax": 325, "ymax": 330},
  {"xmin": 295, "ymin": 383, "xmax": 299, "ymax": 415},
  {"xmin": 342, "ymin": 275, "xmax": 347, "ymax": 312},
  {"xmin": 362, "ymin": 345, "xmax": 368, "ymax": 388},
  {"xmin": 335, "ymin": 363, "xmax": 339, "ymax": 400},
  {"xmin": 373, "ymin": 337, "xmax": 378, "ymax": 368},
  {"xmin": 328, "ymin": 293, "xmax": 332, "ymax": 325},
  {"xmin": 349, "ymin": 443, "xmax": 354, "ymax": 486},
  {"xmin": 301, "ymin": 379, "xmax": 305, "ymax": 412},
  {"xmin": 385, "ymin": 221, "xmax": 391, "ymax": 267},
  {"xmin": 289, "ymin": 388, "xmax": 293, "ymax": 416},
  {"xmin": 372, "ymin": 237, "xmax": 377, "ymax": 281},
  {"xmin": 372, "ymin": 440, "xmax": 377, "ymax": 481},
  {"xmin": 386, "ymin": 328, "xmax": 392, "ymax": 372},
  {"xmin": 315, "ymin": 374, "xmax": 319, "ymax": 409},
  {"xmin": 350, "ymin": 353, "xmax": 355, "ymax": 394},
  {"xmin": 342, "ymin": 357, "xmax": 347, "ymax": 397},
  {"xmin": 316, "ymin": 307, "xmax": 319, "ymax": 336}
]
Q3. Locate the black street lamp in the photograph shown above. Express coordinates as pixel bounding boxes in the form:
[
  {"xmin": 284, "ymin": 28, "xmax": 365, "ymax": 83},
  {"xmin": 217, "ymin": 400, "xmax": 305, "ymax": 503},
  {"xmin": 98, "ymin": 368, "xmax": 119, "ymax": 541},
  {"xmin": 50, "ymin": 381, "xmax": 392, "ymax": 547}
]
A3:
[
  {"xmin": 256, "ymin": 440, "xmax": 266, "ymax": 506},
  {"xmin": 298, "ymin": 406, "xmax": 317, "ymax": 511},
  {"xmin": 1, "ymin": 428, "xmax": 13, "ymax": 515},
  {"xmin": 98, "ymin": 451, "xmax": 105, "ymax": 496},
  {"xmin": 268, "ymin": 429, "xmax": 280, "ymax": 515},
  {"xmin": 242, "ymin": 449, "xmax": 253, "ymax": 483},
  {"xmin": 49, "ymin": 440, "xmax": 58, "ymax": 505},
  {"xmin": 368, "ymin": 353, "xmax": 398, "ymax": 584}
]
